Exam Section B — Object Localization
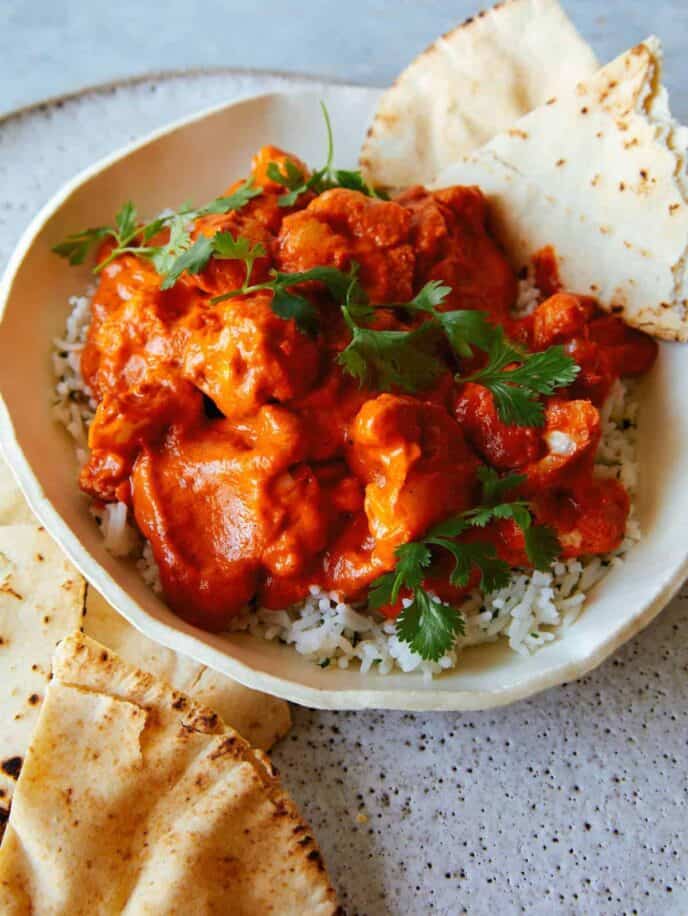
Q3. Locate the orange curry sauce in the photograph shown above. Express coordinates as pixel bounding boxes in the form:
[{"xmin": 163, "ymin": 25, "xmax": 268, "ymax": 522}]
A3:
[{"xmin": 79, "ymin": 147, "xmax": 658, "ymax": 631}]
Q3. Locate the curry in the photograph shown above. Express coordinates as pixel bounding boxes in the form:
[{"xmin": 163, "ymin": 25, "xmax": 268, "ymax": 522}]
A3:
[{"xmin": 63, "ymin": 144, "xmax": 657, "ymax": 653}]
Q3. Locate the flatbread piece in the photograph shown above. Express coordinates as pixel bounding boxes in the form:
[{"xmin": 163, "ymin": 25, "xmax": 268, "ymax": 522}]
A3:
[
  {"xmin": 435, "ymin": 37, "xmax": 688, "ymax": 340},
  {"xmin": 0, "ymin": 633, "xmax": 339, "ymax": 916},
  {"xmin": 84, "ymin": 587, "xmax": 291, "ymax": 751},
  {"xmin": 360, "ymin": 0, "xmax": 598, "ymax": 188},
  {"xmin": 0, "ymin": 525, "xmax": 84, "ymax": 827}
]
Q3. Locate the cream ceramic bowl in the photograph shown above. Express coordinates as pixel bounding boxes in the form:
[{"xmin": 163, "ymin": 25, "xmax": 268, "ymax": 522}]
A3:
[{"xmin": 0, "ymin": 87, "xmax": 686, "ymax": 710}]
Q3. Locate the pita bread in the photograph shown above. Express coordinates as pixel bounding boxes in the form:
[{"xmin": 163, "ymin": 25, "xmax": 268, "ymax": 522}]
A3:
[
  {"xmin": 360, "ymin": 0, "xmax": 598, "ymax": 188},
  {"xmin": 0, "ymin": 451, "xmax": 289, "ymax": 760},
  {"xmin": 0, "ymin": 525, "xmax": 84, "ymax": 830},
  {"xmin": 0, "ymin": 633, "xmax": 339, "ymax": 916},
  {"xmin": 83, "ymin": 587, "xmax": 291, "ymax": 751},
  {"xmin": 0, "ymin": 454, "xmax": 34, "ymax": 525},
  {"xmin": 435, "ymin": 37, "xmax": 688, "ymax": 340}
]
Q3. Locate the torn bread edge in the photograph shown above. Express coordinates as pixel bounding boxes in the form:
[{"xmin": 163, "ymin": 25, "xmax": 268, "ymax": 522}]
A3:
[
  {"xmin": 360, "ymin": 0, "xmax": 598, "ymax": 188},
  {"xmin": 435, "ymin": 37, "xmax": 688, "ymax": 341},
  {"xmin": 0, "ymin": 632, "xmax": 339, "ymax": 915}
]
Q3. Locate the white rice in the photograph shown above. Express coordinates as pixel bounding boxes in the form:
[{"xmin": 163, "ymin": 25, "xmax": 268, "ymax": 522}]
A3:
[{"xmin": 53, "ymin": 282, "xmax": 640, "ymax": 679}]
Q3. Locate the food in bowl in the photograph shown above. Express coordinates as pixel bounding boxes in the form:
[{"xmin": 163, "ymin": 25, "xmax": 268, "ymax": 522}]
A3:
[{"xmin": 52, "ymin": 34, "xmax": 686, "ymax": 679}]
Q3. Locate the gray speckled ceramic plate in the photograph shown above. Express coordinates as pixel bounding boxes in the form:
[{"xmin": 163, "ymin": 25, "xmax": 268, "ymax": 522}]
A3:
[
  {"xmin": 0, "ymin": 70, "xmax": 687, "ymax": 915},
  {"xmin": 1, "ymin": 82, "xmax": 688, "ymax": 714}
]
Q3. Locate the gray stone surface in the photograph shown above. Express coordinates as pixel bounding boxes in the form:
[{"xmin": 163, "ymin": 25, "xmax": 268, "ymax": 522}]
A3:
[
  {"xmin": 0, "ymin": 71, "xmax": 686, "ymax": 916},
  {"xmin": 2, "ymin": 1, "xmax": 688, "ymax": 120}
]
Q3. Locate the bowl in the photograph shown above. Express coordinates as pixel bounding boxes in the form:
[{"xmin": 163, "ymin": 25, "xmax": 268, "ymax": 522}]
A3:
[{"xmin": 1, "ymin": 87, "xmax": 687, "ymax": 710}]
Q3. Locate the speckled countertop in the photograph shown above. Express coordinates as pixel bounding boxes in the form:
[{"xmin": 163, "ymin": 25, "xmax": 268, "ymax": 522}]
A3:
[{"xmin": 0, "ymin": 72, "xmax": 686, "ymax": 916}]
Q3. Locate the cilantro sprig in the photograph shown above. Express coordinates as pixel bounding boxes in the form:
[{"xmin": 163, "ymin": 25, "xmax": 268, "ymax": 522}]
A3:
[
  {"xmin": 459, "ymin": 328, "xmax": 579, "ymax": 426},
  {"xmin": 338, "ymin": 277, "xmax": 578, "ymax": 425},
  {"xmin": 52, "ymin": 179, "xmax": 262, "ymax": 287},
  {"xmin": 368, "ymin": 467, "xmax": 560, "ymax": 661},
  {"xmin": 205, "ymin": 235, "xmax": 365, "ymax": 335},
  {"xmin": 267, "ymin": 102, "xmax": 387, "ymax": 206}
]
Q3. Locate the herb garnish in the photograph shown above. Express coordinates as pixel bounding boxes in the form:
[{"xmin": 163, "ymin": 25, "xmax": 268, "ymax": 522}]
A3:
[
  {"xmin": 459, "ymin": 328, "xmax": 579, "ymax": 426},
  {"xmin": 266, "ymin": 102, "xmax": 387, "ymax": 206},
  {"xmin": 52, "ymin": 179, "xmax": 262, "ymax": 286},
  {"xmin": 339, "ymin": 300, "xmax": 444, "ymax": 392},
  {"xmin": 368, "ymin": 467, "xmax": 560, "ymax": 661},
  {"xmin": 337, "ymin": 277, "xmax": 578, "ymax": 424},
  {"xmin": 206, "ymin": 239, "xmax": 364, "ymax": 335}
]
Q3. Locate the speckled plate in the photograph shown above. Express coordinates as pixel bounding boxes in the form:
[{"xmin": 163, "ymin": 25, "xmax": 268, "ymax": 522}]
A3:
[{"xmin": 0, "ymin": 86, "xmax": 687, "ymax": 710}]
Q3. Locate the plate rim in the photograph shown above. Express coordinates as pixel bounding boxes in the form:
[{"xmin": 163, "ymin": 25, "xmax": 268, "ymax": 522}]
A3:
[{"xmin": 0, "ymin": 66, "xmax": 375, "ymax": 127}]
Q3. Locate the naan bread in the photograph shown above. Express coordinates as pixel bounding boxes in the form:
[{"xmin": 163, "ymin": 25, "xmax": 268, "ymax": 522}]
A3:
[
  {"xmin": 84, "ymin": 588, "xmax": 291, "ymax": 751},
  {"xmin": 0, "ymin": 633, "xmax": 338, "ymax": 916},
  {"xmin": 0, "ymin": 455, "xmax": 34, "ymax": 526},
  {"xmin": 0, "ymin": 525, "xmax": 84, "ymax": 828},
  {"xmin": 360, "ymin": 0, "xmax": 597, "ymax": 188},
  {"xmin": 435, "ymin": 37, "xmax": 688, "ymax": 340}
]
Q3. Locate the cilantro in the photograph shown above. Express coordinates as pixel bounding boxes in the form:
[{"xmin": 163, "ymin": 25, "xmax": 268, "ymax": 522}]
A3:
[
  {"xmin": 209, "ymin": 254, "xmax": 364, "ymax": 335},
  {"xmin": 212, "ymin": 232, "xmax": 267, "ymax": 287},
  {"xmin": 158, "ymin": 234, "xmax": 215, "ymax": 291},
  {"xmin": 266, "ymin": 159, "xmax": 308, "ymax": 206},
  {"xmin": 335, "ymin": 275, "xmax": 574, "ymax": 416},
  {"xmin": 460, "ymin": 329, "xmax": 579, "ymax": 427},
  {"xmin": 269, "ymin": 286, "xmax": 320, "ymax": 336},
  {"xmin": 402, "ymin": 280, "xmax": 453, "ymax": 314},
  {"xmin": 339, "ymin": 306, "xmax": 443, "ymax": 392},
  {"xmin": 396, "ymin": 591, "xmax": 465, "ymax": 663},
  {"xmin": 53, "ymin": 179, "xmax": 262, "ymax": 289},
  {"xmin": 115, "ymin": 200, "xmax": 138, "ymax": 240},
  {"xmin": 367, "ymin": 469, "xmax": 561, "ymax": 660},
  {"xmin": 368, "ymin": 543, "xmax": 432, "ymax": 609},
  {"xmin": 267, "ymin": 102, "xmax": 387, "ymax": 206},
  {"xmin": 51, "ymin": 226, "xmax": 112, "ymax": 266},
  {"xmin": 476, "ymin": 466, "xmax": 526, "ymax": 505},
  {"xmin": 435, "ymin": 541, "xmax": 512, "ymax": 593},
  {"xmin": 197, "ymin": 182, "xmax": 262, "ymax": 215},
  {"xmin": 523, "ymin": 524, "xmax": 561, "ymax": 572}
]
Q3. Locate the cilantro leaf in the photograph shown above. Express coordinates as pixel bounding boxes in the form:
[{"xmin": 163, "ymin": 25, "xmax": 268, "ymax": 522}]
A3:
[
  {"xmin": 271, "ymin": 265, "xmax": 362, "ymax": 304},
  {"xmin": 333, "ymin": 169, "xmax": 389, "ymax": 199},
  {"xmin": 368, "ymin": 542, "xmax": 431, "ymax": 611},
  {"xmin": 270, "ymin": 287, "xmax": 320, "ymax": 336},
  {"xmin": 148, "ymin": 213, "xmax": 193, "ymax": 278},
  {"xmin": 54, "ymin": 181, "xmax": 262, "ymax": 288},
  {"xmin": 396, "ymin": 590, "xmax": 465, "ymax": 662},
  {"xmin": 159, "ymin": 234, "xmax": 215, "ymax": 290},
  {"xmin": 367, "ymin": 571, "xmax": 398, "ymax": 611},
  {"xmin": 140, "ymin": 217, "xmax": 168, "ymax": 243},
  {"xmin": 485, "ymin": 381, "xmax": 550, "ymax": 427},
  {"xmin": 198, "ymin": 179, "xmax": 262, "ymax": 215},
  {"xmin": 267, "ymin": 160, "xmax": 305, "ymax": 189},
  {"xmin": 394, "ymin": 543, "xmax": 433, "ymax": 596},
  {"xmin": 462, "ymin": 333, "xmax": 580, "ymax": 427},
  {"xmin": 437, "ymin": 309, "xmax": 497, "ymax": 359},
  {"xmin": 268, "ymin": 103, "xmax": 388, "ymax": 206},
  {"xmin": 115, "ymin": 201, "xmax": 138, "ymax": 240},
  {"xmin": 433, "ymin": 539, "xmax": 511, "ymax": 593},
  {"xmin": 477, "ymin": 466, "xmax": 526, "ymax": 505},
  {"xmin": 210, "ymin": 262, "xmax": 363, "ymax": 333},
  {"xmin": 267, "ymin": 160, "xmax": 310, "ymax": 206},
  {"xmin": 212, "ymin": 232, "xmax": 266, "ymax": 262},
  {"xmin": 339, "ymin": 310, "xmax": 443, "ymax": 392},
  {"xmin": 524, "ymin": 524, "xmax": 560, "ymax": 571},
  {"xmin": 404, "ymin": 280, "xmax": 453, "ymax": 313},
  {"xmin": 52, "ymin": 226, "xmax": 113, "ymax": 265},
  {"xmin": 367, "ymin": 461, "xmax": 562, "ymax": 660}
]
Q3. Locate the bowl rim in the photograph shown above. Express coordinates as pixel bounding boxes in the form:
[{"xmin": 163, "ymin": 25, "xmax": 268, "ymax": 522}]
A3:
[{"xmin": 1, "ymin": 86, "xmax": 687, "ymax": 711}]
